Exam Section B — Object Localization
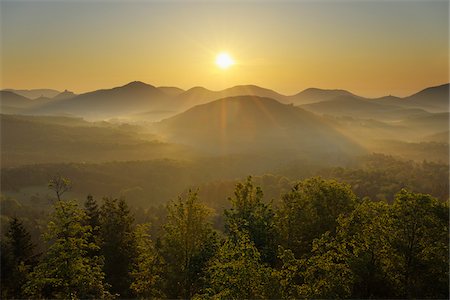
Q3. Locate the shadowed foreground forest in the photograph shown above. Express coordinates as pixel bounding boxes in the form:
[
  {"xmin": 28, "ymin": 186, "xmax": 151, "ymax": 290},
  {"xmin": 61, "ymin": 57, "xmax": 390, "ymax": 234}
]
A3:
[{"xmin": 1, "ymin": 175, "xmax": 448, "ymax": 299}]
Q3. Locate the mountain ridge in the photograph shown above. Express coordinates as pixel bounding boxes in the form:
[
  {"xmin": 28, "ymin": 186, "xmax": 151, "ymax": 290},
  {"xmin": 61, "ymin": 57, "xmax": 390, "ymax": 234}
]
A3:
[{"xmin": 3, "ymin": 81, "xmax": 448, "ymax": 120}]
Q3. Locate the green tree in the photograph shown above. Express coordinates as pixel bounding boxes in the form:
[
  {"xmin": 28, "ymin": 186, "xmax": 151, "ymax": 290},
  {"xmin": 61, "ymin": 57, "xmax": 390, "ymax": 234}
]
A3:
[
  {"xmin": 224, "ymin": 176, "xmax": 277, "ymax": 264},
  {"xmin": 274, "ymin": 246, "xmax": 303, "ymax": 299},
  {"xmin": 159, "ymin": 190, "xmax": 218, "ymax": 299},
  {"xmin": 300, "ymin": 232, "xmax": 354, "ymax": 299},
  {"xmin": 131, "ymin": 223, "xmax": 164, "ymax": 298},
  {"xmin": 1, "ymin": 217, "xmax": 36, "ymax": 299},
  {"xmin": 23, "ymin": 200, "xmax": 109, "ymax": 299},
  {"xmin": 386, "ymin": 189, "xmax": 449, "ymax": 298},
  {"xmin": 298, "ymin": 200, "xmax": 392, "ymax": 299},
  {"xmin": 204, "ymin": 229, "xmax": 272, "ymax": 299},
  {"xmin": 336, "ymin": 200, "xmax": 394, "ymax": 298},
  {"xmin": 99, "ymin": 197, "xmax": 137, "ymax": 298},
  {"xmin": 277, "ymin": 177, "xmax": 357, "ymax": 258},
  {"xmin": 84, "ymin": 194, "xmax": 101, "ymax": 257}
]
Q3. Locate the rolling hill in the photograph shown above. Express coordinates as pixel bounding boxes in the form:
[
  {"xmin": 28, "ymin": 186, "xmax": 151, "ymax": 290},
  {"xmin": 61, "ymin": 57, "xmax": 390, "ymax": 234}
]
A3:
[
  {"xmin": 157, "ymin": 95, "xmax": 364, "ymax": 158},
  {"xmin": 174, "ymin": 84, "xmax": 288, "ymax": 111},
  {"xmin": 2, "ymin": 82, "xmax": 448, "ymax": 123},
  {"xmin": 0, "ymin": 91, "xmax": 34, "ymax": 113},
  {"xmin": 404, "ymin": 83, "xmax": 449, "ymax": 112},
  {"xmin": 2, "ymin": 88, "xmax": 61, "ymax": 99},
  {"xmin": 370, "ymin": 83, "xmax": 449, "ymax": 112},
  {"xmin": 0, "ymin": 114, "xmax": 193, "ymax": 167},
  {"xmin": 27, "ymin": 81, "xmax": 173, "ymax": 119},
  {"xmin": 301, "ymin": 95, "xmax": 430, "ymax": 121},
  {"xmin": 289, "ymin": 88, "xmax": 355, "ymax": 105},
  {"xmin": 158, "ymin": 86, "xmax": 185, "ymax": 96}
]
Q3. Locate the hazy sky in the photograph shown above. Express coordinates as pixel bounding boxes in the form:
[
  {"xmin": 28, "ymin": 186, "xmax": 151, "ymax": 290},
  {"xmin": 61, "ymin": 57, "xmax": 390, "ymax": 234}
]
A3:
[{"xmin": 1, "ymin": 0, "xmax": 448, "ymax": 97}]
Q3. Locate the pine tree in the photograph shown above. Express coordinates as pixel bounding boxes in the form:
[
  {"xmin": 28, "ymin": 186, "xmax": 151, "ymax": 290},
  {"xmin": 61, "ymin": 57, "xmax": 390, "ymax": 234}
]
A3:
[
  {"xmin": 84, "ymin": 194, "xmax": 101, "ymax": 257},
  {"xmin": 99, "ymin": 197, "xmax": 137, "ymax": 298},
  {"xmin": 23, "ymin": 200, "xmax": 110, "ymax": 299},
  {"xmin": 1, "ymin": 217, "xmax": 36, "ymax": 298}
]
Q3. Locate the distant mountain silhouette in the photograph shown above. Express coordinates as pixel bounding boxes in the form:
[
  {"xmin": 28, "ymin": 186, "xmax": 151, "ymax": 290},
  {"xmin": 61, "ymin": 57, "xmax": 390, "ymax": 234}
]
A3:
[
  {"xmin": 2, "ymin": 88, "xmax": 60, "ymax": 99},
  {"xmin": 289, "ymin": 88, "xmax": 355, "ymax": 105},
  {"xmin": 157, "ymin": 95, "xmax": 363, "ymax": 157},
  {"xmin": 27, "ymin": 81, "xmax": 172, "ymax": 119},
  {"xmin": 175, "ymin": 84, "xmax": 288, "ymax": 111},
  {"xmin": 302, "ymin": 95, "xmax": 430, "ymax": 121},
  {"xmin": 3, "ymin": 81, "xmax": 448, "ymax": 120},
  {"xmin": 158, "ymin": 86, "xmax": 185, "ymax": 96},
  {"xmin": 371, "ymin": 95, "xmax": 404, "ymax": 104},
  {"xmin": 369, "ymin": 84, "xmax": 449, "ymax": 112},
  {"xmin": 404, "ymin": 83, "xmax": 449, "ymax": 112},
  {"xmin": 53, "ymin": 90, "xmax": 76, "ymax": 101},
  {"xmin": 221, "ymin": 85, "xmax": 287, "ymax": 102},
  {"xmin": 0, "ymin": 91, "xmax": 34, "ymax": 114},
  {"xmin": 0, "ymin": 90, "xmax": 61, "ymax": 114}
]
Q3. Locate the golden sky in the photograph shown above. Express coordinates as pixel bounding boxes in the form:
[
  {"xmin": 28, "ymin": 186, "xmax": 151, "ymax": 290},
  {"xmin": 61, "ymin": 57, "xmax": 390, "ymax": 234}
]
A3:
[{"xmin": 1, "ymin": 1, "xmax": 448, "ymax": 97}]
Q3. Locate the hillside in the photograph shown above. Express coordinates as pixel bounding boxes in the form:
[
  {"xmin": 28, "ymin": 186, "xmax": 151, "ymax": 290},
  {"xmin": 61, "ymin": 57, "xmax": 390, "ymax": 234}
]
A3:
[
  {"xmin": 27, "ymin": 81, "xmax": 172, "ymax": 119},
  {"xmin": 158, "ymin": 86, "xmax": 185, "ymax": 96},
  {"xmin": 395, "ymin": 112, "xmax": 450, "ymax": 135},
  {"xmin": 405, "ymin": 83, "xmax": 449, "ymax": 112},
  {"xmin": 3, "ymin": 82, "xmax": 447, "ymax": 122},
  {"xmin": 2, "ymin": 88, "xmax": 60, "ymax": 99},
  {"xmin": 370, "ymin": 84, "xmax": 449, "ymax": 112},
  {"xmin": 157, "ymin": 95, "xmax": 364, "ymax": 158},
  {"xmin": 301, "ymin": 95, "xmax": 430, "ymax": 121},
  {"xmin": 422, "ymin": 130, "xmax": 449, "ymax": 143},
  {"xmin": 174, "ymin": 84, "xmax": 288, "ymax": 111},
  {"xmin": 0, "ymin": 91, "xmax": 33, "ymax": 113},
  {"xmin": 0, "ymin": 114, "xmax": 193, "ymax": 167},
  {"xmin": 289, "ymin": 88, "xmax": 355, "ymax": 105}
]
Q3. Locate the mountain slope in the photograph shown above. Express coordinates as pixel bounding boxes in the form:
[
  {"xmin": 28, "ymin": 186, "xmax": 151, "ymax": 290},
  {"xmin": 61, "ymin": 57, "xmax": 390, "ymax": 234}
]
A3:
[
  {"xmin": 158, "ymin": 86, "xmax": 185, "ymax": 96},
  {"xmin": 53, "ymin": 90, "xmax": 77, "ymax": 100},
  {"xmin": 2, "ymin": 88, "xmax": 60, "ymax": 99},
  {"xmin": 404, "ymin": 83, "xmax": 449, "ymax": 112},
  {"xmin": 0, "ymin": 91, "xmax": 36, "ymax": 114},
  {"xmin": 301, "ymin": 95, "xmax": 430, "ymax": 121},
  {"xmin": 289, "ymin": 88, "xmax": 355, "ymax": 105},
  {"xmin": 175, "ymin": 84, "xmax": 288, "ymax": 111},
  {"xmin": 369, "ymin": 84, "xmax": 448, "ymax": 112},
  {"xmin": 27, "ymin": 81, "xmax": 172, "ymax": 119},
  {"xmin": 157, "ymin": 95, "xmax": 364, "ymax": 158},
  {"xmin": 1, "ymin": 114, "xmax": 192, "ymax": 167}
]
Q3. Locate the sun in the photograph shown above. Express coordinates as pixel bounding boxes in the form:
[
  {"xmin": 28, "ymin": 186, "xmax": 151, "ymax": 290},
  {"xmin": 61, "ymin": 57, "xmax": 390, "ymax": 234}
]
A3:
[{"xmin": 215, "ymin": 52, "xmax": 235, "ymax": 69}]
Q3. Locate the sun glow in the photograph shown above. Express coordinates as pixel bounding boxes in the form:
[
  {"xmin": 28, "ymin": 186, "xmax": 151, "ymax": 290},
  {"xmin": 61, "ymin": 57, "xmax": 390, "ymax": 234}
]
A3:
[{"xmin": 215, "ymin": 52, "xmax": 235, "ymax": 69}]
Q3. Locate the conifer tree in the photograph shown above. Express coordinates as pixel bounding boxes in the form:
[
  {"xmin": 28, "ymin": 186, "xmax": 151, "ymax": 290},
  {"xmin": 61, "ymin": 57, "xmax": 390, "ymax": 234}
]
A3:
[
  {"xmin": 1, "ymin": 217, "xmax": 36, "ymax": 298},
  {"xmin": 23, "ymin": 200, "xmax": 110, "ymax": 299},
  {"xmin": 99, "ymin": 197, "xmax": 137, "ymax": 298}
]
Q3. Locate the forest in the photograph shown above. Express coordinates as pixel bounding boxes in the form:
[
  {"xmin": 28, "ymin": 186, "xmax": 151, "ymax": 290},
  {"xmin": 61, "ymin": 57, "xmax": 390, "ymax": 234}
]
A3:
[{"xmin": 1, "ymin": 174, "xmax": 448, "ymax": 299}]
